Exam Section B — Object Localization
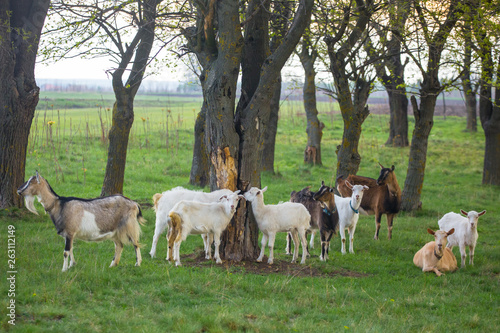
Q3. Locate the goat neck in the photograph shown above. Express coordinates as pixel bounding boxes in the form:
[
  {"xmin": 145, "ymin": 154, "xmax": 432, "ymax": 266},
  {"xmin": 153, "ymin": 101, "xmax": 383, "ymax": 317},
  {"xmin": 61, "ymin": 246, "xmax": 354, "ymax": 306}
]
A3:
[{"xmin": 36, "ymin": 179, "xmax": 59, "ymax": 213}]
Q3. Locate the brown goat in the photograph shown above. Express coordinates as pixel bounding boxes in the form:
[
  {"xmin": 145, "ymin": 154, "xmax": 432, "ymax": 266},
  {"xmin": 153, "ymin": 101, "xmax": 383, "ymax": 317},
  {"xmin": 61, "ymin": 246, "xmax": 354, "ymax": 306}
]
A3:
[
  {"xmin": 413, "ymin": 228, "xmax": 457, "ymax": 276},
  {"xmin": 290, "ymin": 186, "xmax": 339, "ymax": 261},
  {"xmin": 337, "ymin": 163, "xmax": 401, "ymax": 240}
]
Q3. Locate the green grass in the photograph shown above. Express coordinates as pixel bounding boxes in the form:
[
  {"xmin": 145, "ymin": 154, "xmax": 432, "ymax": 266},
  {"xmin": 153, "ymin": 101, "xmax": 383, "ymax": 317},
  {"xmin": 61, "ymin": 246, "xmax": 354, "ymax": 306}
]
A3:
[{"xmin": 1, "ymin": 92, "xmax": 499, "ymax": 332}]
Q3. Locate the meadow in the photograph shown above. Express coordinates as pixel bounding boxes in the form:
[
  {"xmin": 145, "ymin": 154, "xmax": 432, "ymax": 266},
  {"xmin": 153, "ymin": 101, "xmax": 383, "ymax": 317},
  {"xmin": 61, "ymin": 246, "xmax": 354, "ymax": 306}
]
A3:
[{"xmin": 1, "ymin": 91, "xmax": 499, "ymax": 332}]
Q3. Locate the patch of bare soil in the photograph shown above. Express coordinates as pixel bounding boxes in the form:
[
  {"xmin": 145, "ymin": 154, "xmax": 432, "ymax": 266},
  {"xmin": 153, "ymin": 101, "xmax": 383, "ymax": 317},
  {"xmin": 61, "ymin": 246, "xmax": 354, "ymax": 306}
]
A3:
[{"xmin": 181, "ymin": 251, "xmax": 368, "ymax": 278}]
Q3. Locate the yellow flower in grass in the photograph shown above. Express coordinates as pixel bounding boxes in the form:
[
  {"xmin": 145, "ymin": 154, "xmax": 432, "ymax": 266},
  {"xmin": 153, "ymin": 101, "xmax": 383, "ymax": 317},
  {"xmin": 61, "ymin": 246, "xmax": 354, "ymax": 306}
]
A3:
[{"xmin": 47, "ymin": 121, "xmax": 55, "ymax": 126}]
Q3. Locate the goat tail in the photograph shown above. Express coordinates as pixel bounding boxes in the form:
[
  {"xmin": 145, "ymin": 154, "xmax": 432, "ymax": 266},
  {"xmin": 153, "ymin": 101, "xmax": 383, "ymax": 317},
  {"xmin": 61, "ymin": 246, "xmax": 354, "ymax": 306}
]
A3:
[
  {"xmin": 167, "ymin": 212, "xmax": 183, "ymax": 261},
  {"xmin": 116, "ymin": 204, "xmax": 145, "ymax": 248},
  {"xmin": 152, "ymin": 193, "xmax": 163, "ymax": 212},
  {"xmin": 137, "ymin": 205, "xmax": 146, "ymax": 226}
]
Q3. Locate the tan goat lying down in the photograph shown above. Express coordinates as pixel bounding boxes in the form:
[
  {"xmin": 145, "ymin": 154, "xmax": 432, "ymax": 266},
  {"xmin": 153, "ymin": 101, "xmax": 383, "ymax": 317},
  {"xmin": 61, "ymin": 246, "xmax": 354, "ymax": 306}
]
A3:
[{"xmin": 413, "ymin": 228, "xmax": 457, "ymax": 276}]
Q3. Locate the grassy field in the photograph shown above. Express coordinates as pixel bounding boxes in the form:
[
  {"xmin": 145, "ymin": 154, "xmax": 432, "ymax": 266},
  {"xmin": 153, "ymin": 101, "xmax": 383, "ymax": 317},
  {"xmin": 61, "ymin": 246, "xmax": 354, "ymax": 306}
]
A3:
[{"xmin": 1, "ymin": 91, "xmax": 499, "ymax": 332}]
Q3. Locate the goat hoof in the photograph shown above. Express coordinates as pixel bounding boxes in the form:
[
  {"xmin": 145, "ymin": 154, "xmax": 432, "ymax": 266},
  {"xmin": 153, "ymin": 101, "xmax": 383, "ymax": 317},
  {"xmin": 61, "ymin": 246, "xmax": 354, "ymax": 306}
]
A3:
[{"xmin": 175, "ymin": 262, "xmax": 182, "ymax": 267}]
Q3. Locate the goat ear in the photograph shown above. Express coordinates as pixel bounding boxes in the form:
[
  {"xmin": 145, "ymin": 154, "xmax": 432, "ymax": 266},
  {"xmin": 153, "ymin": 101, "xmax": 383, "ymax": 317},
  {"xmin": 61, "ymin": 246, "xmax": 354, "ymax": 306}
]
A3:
[
  {"xmin": 346, "ymin": 180, "xmax": 353, "ymax": 189},
  {"xmin": 262, "ymin": 186, "xmax": 268, "ymax": 193},
  {"xmin": 427, "ymin": 228, "xmax": 435, "ymax": 235},
  {"xmin": 234, "ymin": 190, "xmax": 241, "ymax": 195},
  {"xmin": 321, "ymin": 180, "xmax": 325, "ymax": 186},
  {"xmin": 460, "ymin": 209, "xmax": 468, "ymax": 216},
  {"xmin": 363, "ymin": 185, "xmax": 369, "ymax": 190},
  {"xmin": 447, "ymin": 228, "xmax": 455, "ymax": 236},
  {"xmin": 35, "ymin": 171, "xmax": 40, "ymax": 183},
  {"xmin": 391, "ymin": 165, "xmax": 395, "ymax": 171},
  {"xmin": 478, "ymin": 210, "xmax": 486, "ymax": 216}
]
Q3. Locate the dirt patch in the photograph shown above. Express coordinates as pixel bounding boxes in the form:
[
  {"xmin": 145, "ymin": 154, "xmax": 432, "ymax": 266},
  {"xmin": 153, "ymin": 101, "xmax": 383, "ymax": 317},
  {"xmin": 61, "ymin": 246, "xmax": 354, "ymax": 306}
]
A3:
[{"xmin": 181, "ymin": 251, "xmax": 368, "ymax": 278}]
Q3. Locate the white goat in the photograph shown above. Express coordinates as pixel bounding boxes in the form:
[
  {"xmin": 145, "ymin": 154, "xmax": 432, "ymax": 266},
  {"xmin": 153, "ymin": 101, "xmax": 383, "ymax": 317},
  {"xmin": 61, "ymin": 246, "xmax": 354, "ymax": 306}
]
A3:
[
  {"xmin": 167, "ymin": 191, "xmax": 242, "ymax": 266},
  {"xmin": 17, "ymin": 172, "xmax": 145, "ymax": 271},
  {"xmin": 244, "ymin": 186, "xmax": 311, "ymax": 264},
  {"xmin": 438, "ymin": 209, "xmax": 486, "ymax": 268},
  {"xmin": 150, "ymin": 187, "xmax": 233, "ymax": 259},
  {"xmin": 333, "ymin": 182, "xmax": 369, "ymax": 254}
]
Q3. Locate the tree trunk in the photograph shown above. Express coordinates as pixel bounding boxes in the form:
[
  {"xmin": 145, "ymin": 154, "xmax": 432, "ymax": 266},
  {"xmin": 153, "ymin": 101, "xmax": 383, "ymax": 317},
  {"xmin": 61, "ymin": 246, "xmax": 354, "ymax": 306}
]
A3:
[
  {"xmin": 385, "ymin": 88, "xmax": 409, "ymax": 146},
  {"xmin": 329, "ymin": 55, "xmax": 371, "ymax": 178},
  {"xmin": 463, "ymin": 82, "xmax": 478, "ymax": 132},
  {"xmin": 261, "ymin": 77, "xmax": 281, "ymax": 172},
  {"xmin": 189, "ymin": 103, "xmax": 209, "ymax": 187},
  {"xmin": 462, "ymin": 27, "xmax": 477, "ymax": 132},
  {"xmin": 479, "ymin": 54, "xmax": 500, "ymax": 185},
  {"xmin": 300, "ymin": 47, "xmax": 323, "ymax": 165},
  {"xmin": 401, "ymin": 94, "xmax": 436, "ymax": 211},
  {"xmin": 0, "ymin": 0, "xmax": 49, "ymax": 209},
  {"xmin": 335, "ymin": 77, "xmax": 371, "ymax": 178},
  {"xmin": 101, "ymin": 93, "xmax": 134, "ymax": 196},
  {"xmin": 482, "ymin": 119, "xmax": 500, "ymax": 185}
]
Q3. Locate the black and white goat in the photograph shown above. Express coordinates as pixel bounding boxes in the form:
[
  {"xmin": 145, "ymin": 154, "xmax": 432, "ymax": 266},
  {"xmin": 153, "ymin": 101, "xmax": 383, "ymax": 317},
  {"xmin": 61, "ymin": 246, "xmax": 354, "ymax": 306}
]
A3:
[
  {"xmin": 17, "ymin": 172, "xmax": 145, "ymax": 271},
  {"xmin": 290, "ymin": 186, "xmax": 339, "ymax": 261}
]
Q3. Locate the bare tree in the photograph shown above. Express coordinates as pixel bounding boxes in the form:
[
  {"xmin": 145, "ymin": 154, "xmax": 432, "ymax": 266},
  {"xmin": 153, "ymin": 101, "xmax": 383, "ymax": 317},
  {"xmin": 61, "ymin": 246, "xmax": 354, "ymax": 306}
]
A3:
[
  {"xmin": 366, "ymin": 0, "xmax": 410, "ymax": 147},
  {"xmin": 323, "ymin": 0, "xmax": 377, "ymax": 178},
  {"xmin": 400, "ymin": 0, "xmax": 462, "ymax": 211},
  {"xmin": 42, "ymin": 0, "xmax": 167, "ymax": 196},
  {"xmin": 0, "ymin": 0, "xmax": 50, "ymax": 209}
]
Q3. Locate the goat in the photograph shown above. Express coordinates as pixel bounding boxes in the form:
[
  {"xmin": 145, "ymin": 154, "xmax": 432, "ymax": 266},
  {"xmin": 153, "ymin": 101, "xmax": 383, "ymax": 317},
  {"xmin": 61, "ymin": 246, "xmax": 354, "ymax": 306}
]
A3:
[
  {"xmin": 286, "ymin": 187, "xmax": 319, "ymax": 255},
  {"xmin": 337, "ymin": 163, "xmax": 401, "ymax": 240},
  {"xmin": 244, "ymin": 186, "xmax": 310, "ymax": 264},
  {"xmin": 438, "ymin": 209, "xmax": 486, "ymax": 268},
  {"xmin": 413, "ymin": 228, "xmax": 457, "ymax": 276},
  {"xmin": 150, "ymin": 187, "xmax": 234, "ymax": 259},
  {"xmin": 315, "ymin": 181, "xmax": 368, "ymax": 254},
  {"xmin": 17, "ymin": 171, "xmax": 145, "ymax": 271},
  {"xmin": 289, "ymin": 185, "xmax": 339, "ymax": 261},
  {"xmin": 167, "ymin": 191, "xmax": 242, "ymax": 266}
]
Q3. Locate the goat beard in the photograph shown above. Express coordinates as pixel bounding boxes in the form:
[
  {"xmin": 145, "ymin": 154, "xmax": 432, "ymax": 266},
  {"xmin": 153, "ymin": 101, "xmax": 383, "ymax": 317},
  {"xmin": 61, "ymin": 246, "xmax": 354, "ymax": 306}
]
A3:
[{"xmin": 23, "ymin": 195, "xmax": 39, "ymax": 215}]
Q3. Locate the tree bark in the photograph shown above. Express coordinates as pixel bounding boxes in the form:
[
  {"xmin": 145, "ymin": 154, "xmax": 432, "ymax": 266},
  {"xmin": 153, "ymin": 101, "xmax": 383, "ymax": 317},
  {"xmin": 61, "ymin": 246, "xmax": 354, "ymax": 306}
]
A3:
[{"xmin": 0, "ymin": 0, "xmax": 49, "ymax": 209}]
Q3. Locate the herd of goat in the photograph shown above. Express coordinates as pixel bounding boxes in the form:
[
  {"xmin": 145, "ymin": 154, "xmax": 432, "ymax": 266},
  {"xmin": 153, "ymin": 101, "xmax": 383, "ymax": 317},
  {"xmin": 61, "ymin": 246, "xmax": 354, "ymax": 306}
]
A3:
[{"xmin": 17, "ymin": 165, "xmax": 486, "ymax": 276}]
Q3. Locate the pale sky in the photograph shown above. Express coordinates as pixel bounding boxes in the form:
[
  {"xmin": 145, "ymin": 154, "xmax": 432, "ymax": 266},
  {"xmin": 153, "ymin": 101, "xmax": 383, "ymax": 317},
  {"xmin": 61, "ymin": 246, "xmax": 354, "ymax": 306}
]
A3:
[{"xmin": 35, "ymin": 56, "xmax": 188, "ymax": 82}]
